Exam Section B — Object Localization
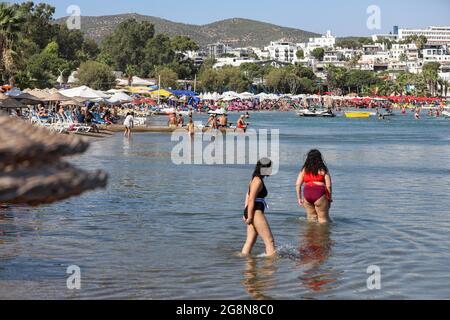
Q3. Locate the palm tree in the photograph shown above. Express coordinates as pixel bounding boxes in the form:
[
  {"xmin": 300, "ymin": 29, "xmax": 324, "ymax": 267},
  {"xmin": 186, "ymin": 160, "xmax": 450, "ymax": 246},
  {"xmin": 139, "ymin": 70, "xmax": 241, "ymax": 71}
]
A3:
[
  {"xmin": 443, "ymin": 80, "xmax": 450, "ymax": 98},
  {"xmin": 0, "ymin": 3, "xmax": 25, "ymax": 85},
  {"xmin": 438, "ymin": 79, "xmax": 450, "ymax": 97},
  {"xmin": 422, "ymin": 62, "xmax": 440, "ymax": 96}
]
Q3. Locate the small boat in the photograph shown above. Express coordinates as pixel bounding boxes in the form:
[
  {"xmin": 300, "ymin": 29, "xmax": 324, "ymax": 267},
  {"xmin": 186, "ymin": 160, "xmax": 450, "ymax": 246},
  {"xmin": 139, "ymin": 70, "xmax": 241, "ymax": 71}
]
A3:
[
  {"xmin": 442, "ymin": 111, "xmax": 450, "ymax": 118},
  {"xmin": 297, "ymin": 109, "xmax": 335, "ymax": 118},
  {"xmin": 344, "ymin": 112, "xmax": 373, "ymax": 118}
]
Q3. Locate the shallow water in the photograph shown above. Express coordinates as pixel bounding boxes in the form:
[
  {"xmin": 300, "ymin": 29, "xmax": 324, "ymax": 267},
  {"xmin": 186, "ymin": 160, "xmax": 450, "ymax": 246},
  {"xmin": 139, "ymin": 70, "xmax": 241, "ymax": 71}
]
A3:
[{"xmin": 1, "ymin": 111, "xmax": 450, "ymax": 299}]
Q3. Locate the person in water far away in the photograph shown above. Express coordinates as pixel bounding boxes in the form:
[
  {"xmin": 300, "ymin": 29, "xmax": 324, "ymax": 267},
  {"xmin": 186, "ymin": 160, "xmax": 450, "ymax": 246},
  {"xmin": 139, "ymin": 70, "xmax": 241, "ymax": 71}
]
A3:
[
  {"xmin": 241, "ymin": 158, "xmax": 276, "ymax": 257},
  {"xmin": 296, "ymin": 149, "xmax": 333, "ymax": 224}
]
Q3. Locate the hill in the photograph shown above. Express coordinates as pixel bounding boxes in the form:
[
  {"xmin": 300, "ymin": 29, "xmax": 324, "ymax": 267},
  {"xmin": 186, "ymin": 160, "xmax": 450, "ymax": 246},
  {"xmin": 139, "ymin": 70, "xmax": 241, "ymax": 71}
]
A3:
[{"xmin": 56, "ymin": 14, "xmax": 320, "ymax": 48}]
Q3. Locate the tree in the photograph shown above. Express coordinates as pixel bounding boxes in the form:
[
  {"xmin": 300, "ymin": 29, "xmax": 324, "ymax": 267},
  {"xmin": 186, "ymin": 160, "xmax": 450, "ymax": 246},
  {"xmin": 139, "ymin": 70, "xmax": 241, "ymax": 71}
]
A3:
[
  {"xmin": 216, "ymin": 66, "xmax": 251, "ymax": 92},
  {"xmin": 311, "ymin": 48, "xmax": 325, "ymax": 61},
  {"xmin": 198, "ymin": 67, "xmax": 219, "ymax": 92},
  {"xmin": 23, "ymin": 41, "xmax": 69, "ymax": 88},
  {"xmin": 53, "ymin": 25, "xmax": 84, "ymax": 63},
  {"xmin": 0, "ymin": 3, "xmax": 26, "ymax": 84},
  {"xmin": 80, "ymin": 38, "xmax": 100, "ymax": 61},
  {"xmin": 171, "ymin": 35, "xmax": 199, "ymax": 53},
  {"xmin": 265, "ymin": 68, "xmax": 285, "ymax": 93},
  {"xmin": 155, "ymin": 66, "xmax": 178, "ymax": 89},
  {"xmin": 422, "ymin": 62, "xmax": 440, "ymax": 96},
  {"xmin": 296, "ymin": 49, "xmax": 304, "ymax": 59},
  {"xmin": 399, "ymin": 53, "xmax": 407, "ymax": 62},
  {"xmin": 13, "ymin": 2, "xmax": 55, "ymax": 51},
  {"xmin": 144, "ymin": 34, "xmax": 175, "ymax": 75},
  {"xmin": 77, "ymin": 60, "xmax": 115, "ymax": 90},
  {"xmin": 336, "ymin": 39, "xmax": 362, "ymax": 49},
  {"xmin": 101, "ymin": 18, "xmax": 155, "ymax": 73},
  {"xmin": 125, "ymin": 64, "xmax": 137, "ymax": 87}
]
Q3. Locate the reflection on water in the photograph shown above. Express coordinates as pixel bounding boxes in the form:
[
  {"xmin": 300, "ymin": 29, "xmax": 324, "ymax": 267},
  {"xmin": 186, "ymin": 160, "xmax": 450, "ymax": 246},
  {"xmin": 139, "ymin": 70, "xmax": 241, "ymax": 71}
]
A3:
[
  {"xmin": 1, "ymin": 112, "xmax": 450, "ymax": 299},
  {"xmin": 241, "ymin": 256, "xmax": 277, "ymax": 300},
  {"xmin": 297, "ymin": 223, "xmax": 337, "ymax": 293}
]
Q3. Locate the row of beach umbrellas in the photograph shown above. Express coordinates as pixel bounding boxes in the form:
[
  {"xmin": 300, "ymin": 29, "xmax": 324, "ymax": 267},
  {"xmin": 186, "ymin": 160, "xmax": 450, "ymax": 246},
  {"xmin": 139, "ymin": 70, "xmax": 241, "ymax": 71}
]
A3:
[{"xmin": 0, "ymin": 86, "xmax": 135, "ymax": 109}]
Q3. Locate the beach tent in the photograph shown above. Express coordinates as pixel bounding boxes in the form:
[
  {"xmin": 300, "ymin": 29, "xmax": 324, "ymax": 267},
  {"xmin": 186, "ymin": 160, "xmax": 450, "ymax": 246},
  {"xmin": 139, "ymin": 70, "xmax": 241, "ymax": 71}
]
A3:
[
  {"xmin": 60, "ymin": 86, "xmax": 109, "ymax": 100},
  {"xmin": 107, "ymin": 92, "xmax": 133, "ymax": 104},
  {"xmin": 169, "ymin": 89, "xmax": 198, "ymax": 97},
  {"xmin": 201, "ymin": 92, "xmax": 211, "ymax": 100},
  {"xmin": 116, "ymin": 76, "xmax": 155, "ymax": 87},
  {"xmin": 221, "ymin": 91, "xmax": 239, "ymax": 99},
  {"xmin": 127, "ymin": 86, "xmax": 153, "ymax": 94},
  {"xmin": 150, "ymin": 89, "xmax": 173, "ymax": 97},
  {"xmin": 239, "ymin": 92, "xmax": 254, "ymax": 100},
  {"xmin": 211, "ymin": 92, "xmax": 221, "ymax": 100}
]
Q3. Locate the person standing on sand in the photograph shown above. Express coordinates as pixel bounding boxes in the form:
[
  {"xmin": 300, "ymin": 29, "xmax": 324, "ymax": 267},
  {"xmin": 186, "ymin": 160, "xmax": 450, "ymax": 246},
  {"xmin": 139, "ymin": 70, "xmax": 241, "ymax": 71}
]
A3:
[
  {"xmin": 123, "ymin": 112, "xmax": 134, "ymax": 138},
  {"xmin": 241, "ymin": 158, "xmax": 276, "ymax": 257},
  {"xmin": 296, "ymin": 150, "xmax": 333, "ymax": 224},
  {"xmin": 187, "ymin": 117, "xmax": 195, "ymax": 136}
]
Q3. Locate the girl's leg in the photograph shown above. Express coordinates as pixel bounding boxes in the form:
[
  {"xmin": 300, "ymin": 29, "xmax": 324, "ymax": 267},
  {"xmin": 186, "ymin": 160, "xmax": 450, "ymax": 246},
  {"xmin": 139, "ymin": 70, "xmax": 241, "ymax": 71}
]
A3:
[
  {"xmin": 314, "ymin": 196, "xmax": 331, "ymax": 224},
  {"xmin": 242, "ymin": 224, "xmax": 258, "ymax": 256},
  {"xmin": 303, "ymin": 199, "xmax": 318, "ymax": 222},
  {"xmin": 253, "ymin": 211, "xmax": 276, "ymax": 256}
]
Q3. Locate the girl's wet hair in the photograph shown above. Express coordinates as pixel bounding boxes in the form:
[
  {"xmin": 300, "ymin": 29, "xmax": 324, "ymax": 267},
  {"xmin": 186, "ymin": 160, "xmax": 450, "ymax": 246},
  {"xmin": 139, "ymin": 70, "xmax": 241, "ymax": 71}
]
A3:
[
  {"xmin": 303, "ymin": 149, "xmax": 328, "ymax": 175},
  {"xmin": 252, "ymin": 158, "xmax": 272, "ymax": 178}
]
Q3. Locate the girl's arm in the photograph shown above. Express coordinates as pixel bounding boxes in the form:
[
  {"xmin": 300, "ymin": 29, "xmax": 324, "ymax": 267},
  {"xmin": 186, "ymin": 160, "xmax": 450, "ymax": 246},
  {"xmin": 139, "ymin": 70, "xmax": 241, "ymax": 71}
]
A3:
[
  {"xmin": 295, "ymin": 170, "xmax": 305, "ymax": 205},
  {"xmin": 246, "ymin": 178, "xmax": 262, "ymax": 225},
  {"xmin": 325, "ymin": 174, "xmax": 333, "ymax": 202}
]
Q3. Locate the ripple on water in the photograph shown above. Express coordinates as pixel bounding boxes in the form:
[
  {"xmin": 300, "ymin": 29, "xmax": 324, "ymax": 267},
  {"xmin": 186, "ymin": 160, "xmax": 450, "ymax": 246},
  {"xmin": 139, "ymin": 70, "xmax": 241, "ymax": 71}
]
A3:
[{"xmin": 1, "ymin": 113, "xmax": 450, "ymax": 299}]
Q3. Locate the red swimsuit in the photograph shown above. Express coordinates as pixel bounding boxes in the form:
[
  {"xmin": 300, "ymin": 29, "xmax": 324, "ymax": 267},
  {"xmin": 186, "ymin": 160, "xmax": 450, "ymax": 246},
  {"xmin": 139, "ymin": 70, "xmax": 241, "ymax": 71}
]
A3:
[{"xmin": 303, "ymin": 172, "xmax": 329, "ymax": 204}]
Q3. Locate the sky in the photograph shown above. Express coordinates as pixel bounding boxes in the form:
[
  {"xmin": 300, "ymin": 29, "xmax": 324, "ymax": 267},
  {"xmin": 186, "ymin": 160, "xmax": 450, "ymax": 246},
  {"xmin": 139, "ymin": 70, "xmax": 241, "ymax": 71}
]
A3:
[{"xmin": 9, "ymin": 0, "xmax": 450, "ymax": 36}]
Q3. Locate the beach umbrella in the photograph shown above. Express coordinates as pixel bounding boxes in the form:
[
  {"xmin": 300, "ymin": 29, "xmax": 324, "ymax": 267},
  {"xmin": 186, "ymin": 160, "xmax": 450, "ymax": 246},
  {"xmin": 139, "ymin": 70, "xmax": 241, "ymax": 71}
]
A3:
[
  {"xmin": 0, "ymin": 113, "xmax": 107, "ymax": 205},
  {"xmin": 59, "ymin": 86, "xmax": 109, "ymax": 100},
  {"xmin": 239, "ymin": 92, "xmax": 254, "ymax": 100},
  {"xmin": 107, "ymin": 92, "xmax": 132, "ymax": 104},
  {"xmin": 23, "ymin": 88, "xmax": 51, "ymax": 100},
  {"xmin": 149, "ymin": 89, "xmax": 173, "ymax": 97},
  {"xmin": 45, "ymin": 92, "xmax": 72, "ymax": 102},
  {"xmin": 60, "ymin": 99, "xmax": 85, "ymax": 107},
  {"xmin": 6, "ymin": 91, "xmax": 42, "ymax": 105},
  {"xmin": 0, "ymin": 92, "xmax": 23, "ymax": 109}
]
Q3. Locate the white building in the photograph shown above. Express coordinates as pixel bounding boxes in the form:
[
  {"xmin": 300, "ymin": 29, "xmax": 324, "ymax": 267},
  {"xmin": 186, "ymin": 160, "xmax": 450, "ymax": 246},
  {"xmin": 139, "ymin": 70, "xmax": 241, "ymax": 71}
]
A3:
[
  {"xmin": 265, "ymin": 41, "xmax": 297, "ymax": 63},
  {"xmin": 213, "ymin": 57, "xmax": 258, "ymax": 69},
  {"xmin": 323, "ymin": 50, "xmax": 345, "ymax": 63},
  {"xmin": 207, "ymin": 43, "xmax": 230, "ymax": 58},
  {"xmin": 422, "ymin": 45, "xmax": 450, "ymax": 64},
  {"xmin": 390, "ymin": 43, "xmax": 419, "ymax": 61},
  {"xmin": 252, "ymin": 47, "xmax": 271, "ymax": 60},
  {"xmin": 372, "ymin": 33, "xmax": 399, "ymax": 42},
  {"xmin": 398, "ymin": 26, "xmax": 450, "ymax": 45},
  {"xmin": 307, "ymin": 30, "xmax": 336, "ymax": 50}
]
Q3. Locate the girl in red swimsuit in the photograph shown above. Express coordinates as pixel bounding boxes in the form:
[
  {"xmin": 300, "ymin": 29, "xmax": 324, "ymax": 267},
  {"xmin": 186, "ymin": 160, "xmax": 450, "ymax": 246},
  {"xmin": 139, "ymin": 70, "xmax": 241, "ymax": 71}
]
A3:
[{"xmin": 295, "ymin": 150, "xmax": 333, "ymax": 224}]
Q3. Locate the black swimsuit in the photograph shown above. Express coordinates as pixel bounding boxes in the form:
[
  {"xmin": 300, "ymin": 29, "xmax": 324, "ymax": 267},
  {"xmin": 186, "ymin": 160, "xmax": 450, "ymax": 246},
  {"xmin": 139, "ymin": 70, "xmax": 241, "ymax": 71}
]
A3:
[{"xmin": 244, "ymin": 178, "xmax": 268, "ymax": 218}]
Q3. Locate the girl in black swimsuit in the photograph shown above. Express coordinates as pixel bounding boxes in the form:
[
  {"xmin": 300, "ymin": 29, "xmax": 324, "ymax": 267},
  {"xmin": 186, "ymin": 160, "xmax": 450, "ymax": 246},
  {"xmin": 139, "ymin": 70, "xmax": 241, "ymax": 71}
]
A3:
[
  {"xmin": 244, "ymin": 180, "xmax": 268, "ymax": 219},
  {"xmin": 241, "ymin": 158, "xmax": 276, "ymax": 257}
]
